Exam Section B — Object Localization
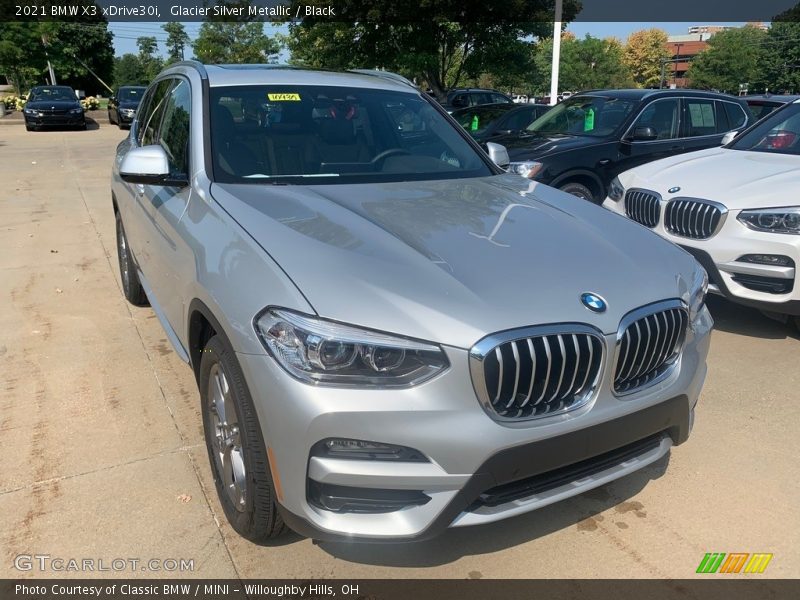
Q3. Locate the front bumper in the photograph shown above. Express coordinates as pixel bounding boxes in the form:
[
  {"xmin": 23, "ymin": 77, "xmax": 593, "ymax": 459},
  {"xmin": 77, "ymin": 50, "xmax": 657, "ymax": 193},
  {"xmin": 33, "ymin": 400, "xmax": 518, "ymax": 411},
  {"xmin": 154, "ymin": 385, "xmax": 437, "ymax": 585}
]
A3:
[
  {"xmin": 604, "ymin": 197, "xmax": 800, "ymax": 316},
  {"xmin": 25, "ymin": 113, "xmax": 85, "ymax": 127},
  {"xmin": 236, "ymin": 307, "xmax": 711, "ymax": 542}
]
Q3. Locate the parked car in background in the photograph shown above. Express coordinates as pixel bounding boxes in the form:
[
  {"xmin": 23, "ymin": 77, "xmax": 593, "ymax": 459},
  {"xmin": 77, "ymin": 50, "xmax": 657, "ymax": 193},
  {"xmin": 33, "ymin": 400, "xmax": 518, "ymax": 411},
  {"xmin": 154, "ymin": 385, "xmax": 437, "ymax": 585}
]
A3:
[
  {"xmin": 112, "ymin": 62, "xmax": 711, "ymax": 543},
  {"xmin": 442, "ymin": 88, "xmax": 514, "ymax": 113},
  {"xmin": 604, "ymin": 99, "xmax": 800, "ymax": 328},
  {"xmin": 108, "ymin": 86, "xmax": 147, "ymax": 129},
  {"xmin": 497, "ymin": 89, "xmax": 752, "ymax": 203},
  {"xmin": 452, "ymin": 103, "xmax": 551, "ymax": 143},
  {"xmin": 742, "ymin": 94, "xmax": 800, "ymax": 121},
  {"xmin": 22, "ymin": 85, "xmax": 86, "ymax": 131}
]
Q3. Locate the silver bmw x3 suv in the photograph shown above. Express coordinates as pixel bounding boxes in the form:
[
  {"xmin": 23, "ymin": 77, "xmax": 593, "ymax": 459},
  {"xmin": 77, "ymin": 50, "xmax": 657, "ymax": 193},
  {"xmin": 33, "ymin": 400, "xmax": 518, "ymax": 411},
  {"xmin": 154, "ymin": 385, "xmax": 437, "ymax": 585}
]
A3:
[{"xmin": 111, "ymin": 62, "xmax": 712, "ymax": 542}]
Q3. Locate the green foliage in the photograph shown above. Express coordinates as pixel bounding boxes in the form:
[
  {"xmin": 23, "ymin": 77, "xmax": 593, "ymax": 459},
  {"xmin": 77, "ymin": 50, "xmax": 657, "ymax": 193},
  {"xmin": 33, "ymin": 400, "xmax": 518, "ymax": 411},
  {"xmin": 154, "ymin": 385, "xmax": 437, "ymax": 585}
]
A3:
[
  {"xmin": 687, "ymin": 26, "xmax": 768, "ymax": 93},
  {"xmin": 113, "ymin": 54, "xmax": 146, "ymax": 88},
  {"xmin": 193, "ymin": 1, "xmax": 282, "ymax": 64},
  {"xmin": 162, "ymin": 23, "xmax": 191, "ymax": 64},
  {"xmin": 136, "ymin": 36, "xmax": 164, "ymax": 82},
  {"xmin": 534, "ymin": 35, "xmax": 634, "ymax": 94},
  {"xmin": 285, "ymin": 0, "xmax": 580, "ymax": 100},
  {"xmin": 0, "ymin": 22, "xmax": 46, "ymax": 93},
  {"xmin": 624, "ymin": 29, "xmax": 670, "ymax": 88},
  {"xmin": 759, "ymin": 22, "xmax": 800, "ymax": 93}
]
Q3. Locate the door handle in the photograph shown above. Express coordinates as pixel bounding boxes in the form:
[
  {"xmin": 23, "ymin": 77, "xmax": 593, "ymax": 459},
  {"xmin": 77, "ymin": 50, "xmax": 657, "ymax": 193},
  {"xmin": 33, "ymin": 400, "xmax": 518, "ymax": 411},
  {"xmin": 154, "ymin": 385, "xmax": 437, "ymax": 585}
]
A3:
[{"xmin": 598, "ymin": 159, "xmax": 611, "ymax": 166}]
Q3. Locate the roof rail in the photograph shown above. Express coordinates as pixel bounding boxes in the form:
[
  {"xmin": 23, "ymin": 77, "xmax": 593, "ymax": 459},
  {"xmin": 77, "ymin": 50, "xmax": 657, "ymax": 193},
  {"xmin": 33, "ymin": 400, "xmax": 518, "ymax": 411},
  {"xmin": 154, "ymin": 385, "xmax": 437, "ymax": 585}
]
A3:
[
  {"xmin": 169, "ymin": 60, "xmax": 209, "ymax": 79},
  {"xmin": 348, "ymin": 69, "xmax": 417, "ymax": 89}
]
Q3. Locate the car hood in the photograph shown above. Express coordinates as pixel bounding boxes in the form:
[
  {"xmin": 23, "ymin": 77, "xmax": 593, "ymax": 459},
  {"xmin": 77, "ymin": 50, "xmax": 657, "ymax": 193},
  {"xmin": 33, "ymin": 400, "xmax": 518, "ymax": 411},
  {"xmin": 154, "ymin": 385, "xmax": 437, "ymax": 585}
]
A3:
[
  {"xmin": 618, "ymin": 147, "xmax": 800, "ymax": 210},
  {"xmin": 26, "ymin": 99, "xmax": 81, "ymax": 110},
  {"xmin": 499, "ymin": 131, "xmax": 609, "ymax": 160},
  {"xmin": 210, "ymin": 175, "xmax": 698, "ymax": 348}
]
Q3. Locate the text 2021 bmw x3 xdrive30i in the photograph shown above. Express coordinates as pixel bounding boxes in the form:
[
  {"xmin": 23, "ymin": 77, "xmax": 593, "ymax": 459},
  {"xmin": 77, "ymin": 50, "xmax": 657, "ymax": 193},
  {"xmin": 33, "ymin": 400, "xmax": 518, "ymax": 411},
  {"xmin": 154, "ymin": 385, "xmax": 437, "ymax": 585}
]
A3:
[{"xmin": 111, "ymin": 62, "xmax": 712, "ymax": 543}]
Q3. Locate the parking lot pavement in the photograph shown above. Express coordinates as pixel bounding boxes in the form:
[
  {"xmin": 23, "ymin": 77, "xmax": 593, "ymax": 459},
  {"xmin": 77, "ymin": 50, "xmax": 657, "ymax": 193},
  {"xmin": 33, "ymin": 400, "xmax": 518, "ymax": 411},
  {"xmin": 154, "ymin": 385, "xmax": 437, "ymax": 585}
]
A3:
[{"xmin": 1, "ymin": 123, "xmax": 798, "ymax": 579}]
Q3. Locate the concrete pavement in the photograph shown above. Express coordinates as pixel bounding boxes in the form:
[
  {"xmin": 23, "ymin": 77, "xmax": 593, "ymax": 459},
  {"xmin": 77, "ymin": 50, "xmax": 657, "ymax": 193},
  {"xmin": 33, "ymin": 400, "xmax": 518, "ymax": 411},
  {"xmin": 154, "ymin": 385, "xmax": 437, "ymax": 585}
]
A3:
[{"xmin": 1, "ymin": 122, "xmax": 798, "ymax": 579}]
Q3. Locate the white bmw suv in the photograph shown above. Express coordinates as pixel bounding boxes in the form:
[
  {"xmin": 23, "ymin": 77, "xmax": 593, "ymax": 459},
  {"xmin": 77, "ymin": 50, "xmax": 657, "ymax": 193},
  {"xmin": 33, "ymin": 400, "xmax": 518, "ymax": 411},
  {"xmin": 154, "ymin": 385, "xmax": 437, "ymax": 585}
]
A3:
[{"xmin": 604, "ymin": 99, "xmax": 800, "ymax": 328}]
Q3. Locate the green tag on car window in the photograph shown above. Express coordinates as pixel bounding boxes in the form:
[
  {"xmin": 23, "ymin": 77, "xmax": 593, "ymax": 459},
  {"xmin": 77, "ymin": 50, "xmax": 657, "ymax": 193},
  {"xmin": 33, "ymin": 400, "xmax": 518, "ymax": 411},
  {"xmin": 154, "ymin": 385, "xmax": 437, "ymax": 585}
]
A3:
[
  {"xmin": 584, "ymin": 108, "xmax": 595, "ymax": 131},
  {"xmin": 471, "ymin": 115, "xmax": 479, "ymax": 131}
]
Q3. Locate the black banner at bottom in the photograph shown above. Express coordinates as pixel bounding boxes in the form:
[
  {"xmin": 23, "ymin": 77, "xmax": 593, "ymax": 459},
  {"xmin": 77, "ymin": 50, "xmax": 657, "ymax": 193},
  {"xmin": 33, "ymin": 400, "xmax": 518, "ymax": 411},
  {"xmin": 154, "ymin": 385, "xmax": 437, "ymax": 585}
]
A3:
[{"xmin": 2, "ymin": 579, "xmax": 799, "ymax": 600}]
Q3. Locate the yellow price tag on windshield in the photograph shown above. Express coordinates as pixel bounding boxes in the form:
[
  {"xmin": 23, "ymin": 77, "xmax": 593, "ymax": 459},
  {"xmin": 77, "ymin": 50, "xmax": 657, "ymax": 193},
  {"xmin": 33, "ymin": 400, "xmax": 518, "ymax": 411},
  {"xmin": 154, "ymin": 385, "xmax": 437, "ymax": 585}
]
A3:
[{"xmin": 268, "ymin": 93, "xmax": 301, "ymax": 101}]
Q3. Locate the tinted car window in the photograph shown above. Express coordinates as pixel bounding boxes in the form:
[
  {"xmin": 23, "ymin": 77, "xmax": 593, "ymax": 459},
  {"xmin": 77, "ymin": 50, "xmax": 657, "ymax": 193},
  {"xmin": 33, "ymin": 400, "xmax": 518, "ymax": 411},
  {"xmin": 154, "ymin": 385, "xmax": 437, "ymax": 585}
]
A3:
[
  {"xmin": 503, "ymin": 108, "xmax": 537, "ymax": 132},
  {"xmin": 730, "ymin": 102, "xmax": 800, "ymax": 155},
  {"xmin": 528, "ymin": 95, "xmax": 636, "ymax": 137},
  {"xmin": 743, "ymin": 101, "xmax": 777, "ymax": 122},
  {"xmin": 683, "ymin": 99, "xmax": 717, "ymax": 137},
  {"xmin": 158, "ymin": 79, "xmax": 191, "ymax": 175},
  {"xmin": 209, "ymin": 85, "xmax": 492, "ymax": 184},
  {"xmin": 632, "ymin": 99, "xmax": 680, "ymax": 140},
  {"xmin": 454, "ymin": 105, "xmax": 513, "ymax": 135},
  {"xmin": 714, "ymin": 101, "xmax": 730, "ymax": 133},
  {"xmin": 138, "ymin": 79, "xmax": 173, "ymax": 146},
  {"xmin": 470, "ymin": 93, "xmax": 491, "ymax": 106},
  {"xmin": 490, "ymin": 93, "xmax": 510, "ymax": 104},
  {"xmin": 724, "ymin": 102, "xmax": 748, "ymax": 129},
  {"xmin": 29, "ymin": 86, "xmax": 76, "ymax": 102},
  {"xmin": 119, "ymin": 87, "xmax": 146, "ymax": 103}
]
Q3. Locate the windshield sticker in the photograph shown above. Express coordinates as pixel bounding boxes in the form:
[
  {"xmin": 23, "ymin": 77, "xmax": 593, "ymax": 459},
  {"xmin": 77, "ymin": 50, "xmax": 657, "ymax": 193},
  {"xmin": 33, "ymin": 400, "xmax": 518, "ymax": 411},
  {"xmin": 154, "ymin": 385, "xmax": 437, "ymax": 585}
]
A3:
[
  {"xmin": 268, "ymin": 93, "xmax": 301, "ymax": 101},
  {"xmin": 584, "ymin": 107, "xmax": 595, "ymax": 131}
]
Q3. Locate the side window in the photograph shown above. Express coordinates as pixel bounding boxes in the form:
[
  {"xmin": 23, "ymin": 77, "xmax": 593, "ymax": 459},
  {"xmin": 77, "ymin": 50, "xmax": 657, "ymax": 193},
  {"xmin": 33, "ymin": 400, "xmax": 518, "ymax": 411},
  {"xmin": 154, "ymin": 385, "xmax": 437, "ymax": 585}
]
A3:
[
  {"xmin": 723, "ymin": 102, "xmax": 748, "ymax": 130},
  {"xmin": 714, "ymin": 101, "xmax": 730, "ymax": 133},
  {"xmin": 683, "ymin": 99, "xmax": 717, "ymax": 137},
  {"xmin": 471, "ymin": 93, "xmax": 491, "ymax": 106},
  {"xmin": 633, "ymin": 99, "xmax": 680, "ymax": 140},
  {"xmin": 491, "ymin": 93, "xmax": 509, "ymax": 104},
  {"xmin": 158, "ymin": 79, "xmax": 191, "ymax": 176},
  {"xmin": 504, "ymin": 109, "xmax": 535, "ymax": 131},
  {"xmin": 139, "ymin": 79, "xmax": 173, "ymax": 146},
  {"xmin": 450, "ymin": 94, "xmax": 468, "ymax": 108},
  {"xmin": 133, "ymin": 88, "xmax": 153, "ymax": 144}
]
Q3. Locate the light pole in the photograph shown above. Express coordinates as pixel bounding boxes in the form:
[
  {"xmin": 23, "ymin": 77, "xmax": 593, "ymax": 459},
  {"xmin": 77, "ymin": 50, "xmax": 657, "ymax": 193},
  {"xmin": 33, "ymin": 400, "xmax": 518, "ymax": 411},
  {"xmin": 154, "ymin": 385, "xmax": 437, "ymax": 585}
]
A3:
[
  {"xmin": 549, "ymin": 0, "xmax": 563, "ymax": 106},
  {"xmin": 673, "ymin": 43, "xmax": 683, "ymax": 88}
]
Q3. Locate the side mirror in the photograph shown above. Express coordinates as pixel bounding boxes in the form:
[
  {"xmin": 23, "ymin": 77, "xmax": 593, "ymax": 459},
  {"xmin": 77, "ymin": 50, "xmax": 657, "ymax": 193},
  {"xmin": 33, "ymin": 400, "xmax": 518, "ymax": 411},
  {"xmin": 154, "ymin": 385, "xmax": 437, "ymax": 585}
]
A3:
[
  {"xmin": 486, "ymin": 142, "xmax": 510, "ymax": 169},
  {"xmin": 120, "ymin": 146, "xmax": 187, "ymax": 187},
  {"xmin": 721, "ymin": 130, "xmax": 738, "ymax": 145},
  {"xmin": 630, "ymin": 126, "xmax": 658, "ymax": 141}
]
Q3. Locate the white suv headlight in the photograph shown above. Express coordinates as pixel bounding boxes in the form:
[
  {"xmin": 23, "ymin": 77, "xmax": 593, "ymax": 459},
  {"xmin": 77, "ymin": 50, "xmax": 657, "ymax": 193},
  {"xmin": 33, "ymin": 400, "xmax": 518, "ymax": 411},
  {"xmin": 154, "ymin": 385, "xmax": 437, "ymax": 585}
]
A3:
[
  {"xmin": 737, "ymin": 207, "xmax": 800, "ymax": 235},
  {"xmin": 255, "ymin": 308, "xmax": 449, "ymax": 387},
  {"xmin": 507, "ymin": 160, "xmax": 543, "ymax": 179}
]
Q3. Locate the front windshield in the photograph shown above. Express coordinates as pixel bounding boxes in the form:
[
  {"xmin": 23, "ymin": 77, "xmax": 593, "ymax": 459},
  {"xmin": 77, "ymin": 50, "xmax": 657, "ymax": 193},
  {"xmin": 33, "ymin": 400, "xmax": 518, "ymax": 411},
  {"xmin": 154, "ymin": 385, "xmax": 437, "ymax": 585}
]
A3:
[
  {"xmin": 730, "ymin": 103, "xmax": 800, "ymax": 155},
  {"xmin": 119, "ymin": 87, "xmax": 145, "ymax": 102},
  {"xmin": 526, "ymin": 95, "xmax": 635, "ymax": 137},
  {"xmin": 209, "ymin": 85, "xmax": 492, "ymax": 184},
  {"xmin": 453, "ymin": 106, "xmax": 512, "ymax": 136},
  {"xmin": 30, "ymin": 87, "xmax": 76, "ymax": 102}
]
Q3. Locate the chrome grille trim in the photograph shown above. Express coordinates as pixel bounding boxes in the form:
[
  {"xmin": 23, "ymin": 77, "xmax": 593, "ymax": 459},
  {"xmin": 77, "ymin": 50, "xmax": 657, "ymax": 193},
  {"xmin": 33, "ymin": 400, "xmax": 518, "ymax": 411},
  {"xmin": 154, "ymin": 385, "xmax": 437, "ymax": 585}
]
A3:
[
  {"xmin": 624, "ymin": 188, "xmax": 661, "ymax": 228},
  {"xmin": 664, "ymin": 198, "xmax": 727, "ymax": 239},
  {"xmin": 613, "ymin": 300, "xmax": 688, "ymax": 395},
  {"xmin": 469, "ymin": 324, "xmax": 605, "ymax": 422}
]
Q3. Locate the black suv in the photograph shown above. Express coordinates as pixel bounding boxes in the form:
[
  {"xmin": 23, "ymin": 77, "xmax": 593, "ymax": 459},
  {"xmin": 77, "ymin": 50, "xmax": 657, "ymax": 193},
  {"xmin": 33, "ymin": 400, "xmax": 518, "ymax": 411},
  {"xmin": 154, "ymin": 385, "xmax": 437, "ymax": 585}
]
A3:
[
  {"xmin": 442, "ymin": 88, "xmax": 514, "ymax": 113},
  {"xmin": 497, "ymin": 89, "xmax": 752, "ymax": 203}
]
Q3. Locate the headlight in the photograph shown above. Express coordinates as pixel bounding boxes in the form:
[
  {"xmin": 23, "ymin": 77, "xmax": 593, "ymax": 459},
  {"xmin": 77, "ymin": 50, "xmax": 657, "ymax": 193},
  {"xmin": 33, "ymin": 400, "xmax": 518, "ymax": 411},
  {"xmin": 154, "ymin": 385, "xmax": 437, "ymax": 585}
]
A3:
[
  {"xmin": 688, "ymin": 268, "xmax": 708, "ymax": 321},
  {"xmin": 23, "ymin": 107, "xmax": 36, "ymax": 115},
  {"xmin": 507, "ymin": 160, "xmax": 543, "ymax": 179},
  {"xmin": 737, "ymin": 207, "xmax": 800, "ymax": 235},
  {"xmin": 70, "ymin": 107, "xmax": 83, "ymax": 114},
  {"xmin": 255, "ymin": 308, "xmax": 449, "ymax": 387},
  {"xmin": 608, "ymin": 176, "xmax": 625, "ymax": 201},
  {"xmin": 121, "ymin": 108, "xmax": 135, "ymax": 115}
]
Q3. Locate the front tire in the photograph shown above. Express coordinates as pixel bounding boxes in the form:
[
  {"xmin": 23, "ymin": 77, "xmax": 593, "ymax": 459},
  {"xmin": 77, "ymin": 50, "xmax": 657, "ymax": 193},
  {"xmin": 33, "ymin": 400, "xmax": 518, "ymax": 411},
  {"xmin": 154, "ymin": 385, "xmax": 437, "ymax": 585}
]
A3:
[
  {"xmin": 200, "ymin": 335, "xmax": 287, "ymax": 541},
  {"xmin": 108, "ymin": 109, "xmax": 115, "ymax": 125},
  {"xmin": 115, "ymin": 211, "xmax": 149, "ymax": 306},
  {"xmin": 559, "ymin": 182, "xmax": 596, "ymax": 203}
]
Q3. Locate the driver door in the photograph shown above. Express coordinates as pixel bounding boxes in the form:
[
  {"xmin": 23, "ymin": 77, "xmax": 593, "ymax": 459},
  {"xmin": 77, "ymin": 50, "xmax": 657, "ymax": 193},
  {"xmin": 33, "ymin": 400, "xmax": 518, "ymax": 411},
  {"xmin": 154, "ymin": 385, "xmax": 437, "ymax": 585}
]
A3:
[{"xmin": 616, "ymin": 98, "xmax": 684, "ymax": 177}]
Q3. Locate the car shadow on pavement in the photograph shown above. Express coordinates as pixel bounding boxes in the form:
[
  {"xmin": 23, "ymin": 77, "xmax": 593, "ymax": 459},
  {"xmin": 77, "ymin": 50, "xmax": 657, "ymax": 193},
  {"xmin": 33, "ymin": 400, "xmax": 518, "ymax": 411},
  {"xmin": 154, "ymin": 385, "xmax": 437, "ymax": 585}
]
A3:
[
  {"xmin": 315, "ymin": 453, "xmax": 670, "ymax": 567},
  {"xmin": 706, "ymin": 295, "xmax": 799, "ymax": 341},
  {"xmin": 85, "ymin": 117, "xmax": 101, "ymax": 131}
]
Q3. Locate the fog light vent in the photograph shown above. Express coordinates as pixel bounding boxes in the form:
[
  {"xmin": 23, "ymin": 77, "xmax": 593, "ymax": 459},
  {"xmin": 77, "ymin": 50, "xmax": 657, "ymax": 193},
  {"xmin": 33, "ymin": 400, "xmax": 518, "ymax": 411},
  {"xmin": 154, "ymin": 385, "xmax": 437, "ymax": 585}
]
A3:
[
  {"xmin": 311, "ymin": 438, "xmax": 428, "ymax": 462},
  {"xmin": 738, "ymin": 254, "xmax": 794, "ymax": 267},
  {"xmin": 307, "ymin": 481, "xmax": 431, "ymax": 514}
]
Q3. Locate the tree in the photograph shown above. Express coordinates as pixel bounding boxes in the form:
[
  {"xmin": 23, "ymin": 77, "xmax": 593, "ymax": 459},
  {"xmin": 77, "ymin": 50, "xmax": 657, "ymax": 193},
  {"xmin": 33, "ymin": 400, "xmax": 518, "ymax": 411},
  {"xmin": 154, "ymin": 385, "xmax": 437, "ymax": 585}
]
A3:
[
  {"xmin": 534, "ymin": 34, "xmax": 634, "ymax": 94},
  {"xmin": 136, "ymin": 36, "xmax": 163, "ymax": 82},
  {"xmin": 194, "ymin": 22, "xmax": 281, "ymax": 63},
  {"xmin": 285, "ymin": 0, "xmax": 580, "ymax": 101},
  {"xmin": 0, "ymin": 23, "xmax": 45, "ymax": 93},
  {"xmin": 687, "ymin": 26, "xmax": 767, "ymax": 93},
  {"xmin": 624, "ymin": 29, "xmax": 670, "ymax": 88},
  {"xmin": 759, "ymin": 21, "xmax": 800, "ymax": 93},
  {"xmin": 113, "ymin": 54, "xmax": 145, "ymax": 88},
  {"xmin": 163, "ymin": 22, "xmax": 190, "ymax": 64}
]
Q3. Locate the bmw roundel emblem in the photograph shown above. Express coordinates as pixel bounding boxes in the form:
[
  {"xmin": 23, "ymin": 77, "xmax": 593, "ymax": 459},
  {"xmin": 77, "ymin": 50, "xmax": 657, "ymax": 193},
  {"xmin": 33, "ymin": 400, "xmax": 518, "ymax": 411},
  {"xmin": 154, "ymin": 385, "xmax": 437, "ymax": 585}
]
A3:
[
  {"xmin": 581, "ymin": 293, "xmax": 607, "ymax": 313},
  {"xmin": 668, "ymin": 186, "xmax": 681, "ymax": 194}
]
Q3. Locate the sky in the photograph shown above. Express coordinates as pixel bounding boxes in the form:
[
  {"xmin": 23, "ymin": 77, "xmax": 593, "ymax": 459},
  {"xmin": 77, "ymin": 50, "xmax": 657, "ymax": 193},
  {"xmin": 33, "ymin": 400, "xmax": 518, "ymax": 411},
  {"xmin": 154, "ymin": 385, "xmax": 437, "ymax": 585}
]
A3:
[{"xmin": 108, "ymin": 22, "xmax": 751, "ymax": 59}]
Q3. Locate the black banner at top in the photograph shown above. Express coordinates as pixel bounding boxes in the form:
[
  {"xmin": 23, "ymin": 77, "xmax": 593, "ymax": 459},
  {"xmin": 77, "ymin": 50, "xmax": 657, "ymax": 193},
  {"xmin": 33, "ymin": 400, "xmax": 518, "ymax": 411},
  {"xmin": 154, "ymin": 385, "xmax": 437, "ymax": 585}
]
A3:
[{"xmin": 2, "ymin": 0, "xmax": 800, "ymax": 23}]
